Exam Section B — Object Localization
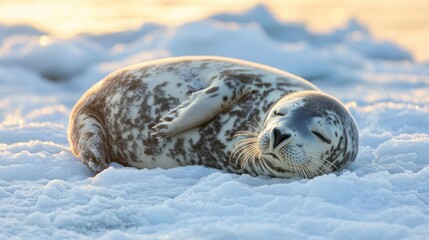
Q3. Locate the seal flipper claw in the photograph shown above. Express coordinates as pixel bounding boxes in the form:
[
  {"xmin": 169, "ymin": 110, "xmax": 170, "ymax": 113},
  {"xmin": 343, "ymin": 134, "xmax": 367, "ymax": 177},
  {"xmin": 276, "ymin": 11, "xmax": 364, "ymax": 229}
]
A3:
[{"xmin": 151, "ymin": 122, "xmax": 174, "ymax": 137}]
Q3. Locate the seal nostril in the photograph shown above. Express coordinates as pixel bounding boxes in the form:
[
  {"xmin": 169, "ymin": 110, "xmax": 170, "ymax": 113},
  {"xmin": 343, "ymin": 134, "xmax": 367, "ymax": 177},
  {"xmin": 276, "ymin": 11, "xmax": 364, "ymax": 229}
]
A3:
[
  {"xmin": 273, "ymin": 128, "xmax": 291, "ymax": 149},
  {"xmin": 273, "ymin": 128, "xmax": 280, "ymax": 141}
]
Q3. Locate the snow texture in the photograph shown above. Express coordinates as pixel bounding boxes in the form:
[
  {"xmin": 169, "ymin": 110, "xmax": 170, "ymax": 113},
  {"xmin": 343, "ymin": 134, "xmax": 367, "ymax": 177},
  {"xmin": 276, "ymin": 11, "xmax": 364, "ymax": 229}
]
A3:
[{"xmin": 1, "ymin": 4, "xmax": 428, "ymax": 240}]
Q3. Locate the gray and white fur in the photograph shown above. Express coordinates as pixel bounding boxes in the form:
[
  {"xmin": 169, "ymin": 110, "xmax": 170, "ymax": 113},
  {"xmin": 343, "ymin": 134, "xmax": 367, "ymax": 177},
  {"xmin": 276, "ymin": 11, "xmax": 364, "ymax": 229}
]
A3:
[{"xmin": 68, "ymin": 56, "xmax": 359, "ymax": 178}]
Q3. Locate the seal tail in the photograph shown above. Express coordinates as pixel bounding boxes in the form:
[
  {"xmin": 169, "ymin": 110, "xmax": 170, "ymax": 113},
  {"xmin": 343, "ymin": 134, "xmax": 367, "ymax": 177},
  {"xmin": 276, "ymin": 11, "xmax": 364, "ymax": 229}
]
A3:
[{"xmin": 68, "ymin": 110, "xmax": 110, "ymax": 174}]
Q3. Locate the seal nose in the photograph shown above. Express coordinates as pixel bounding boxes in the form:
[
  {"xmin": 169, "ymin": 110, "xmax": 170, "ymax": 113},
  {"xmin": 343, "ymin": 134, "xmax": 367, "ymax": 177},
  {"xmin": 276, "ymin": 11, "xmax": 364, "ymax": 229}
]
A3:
[{"xmin": 272, "ymin": 128, "xmax": 291, "ymax": 149}]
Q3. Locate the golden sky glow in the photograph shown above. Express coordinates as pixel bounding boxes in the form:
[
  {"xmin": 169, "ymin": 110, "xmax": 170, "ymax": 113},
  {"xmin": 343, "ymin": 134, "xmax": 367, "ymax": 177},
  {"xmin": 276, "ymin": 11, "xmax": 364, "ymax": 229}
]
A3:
[{"xmin": 0, "ymin": 0, "xmax": 428, "ymax": 61}]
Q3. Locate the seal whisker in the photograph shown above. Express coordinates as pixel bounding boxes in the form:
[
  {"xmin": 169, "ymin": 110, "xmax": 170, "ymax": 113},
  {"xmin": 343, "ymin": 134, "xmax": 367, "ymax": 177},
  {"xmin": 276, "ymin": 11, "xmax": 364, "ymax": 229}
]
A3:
[
  {"xmin": 234, "ymin": 138, "xmax": 258, "ymax": 145},
  {"xmin": 303, "ymin": 159, "xmax": 321, "ymax": 178},
  {"xmin": 290, "ymin": 155, "xmax": 317, "ymax": 179},
  {"xmin": 305, "ymin": 154, "xmax": 338, "ymax": 176},
  {"xmin": 292, "ymin": 159, "xmax": 304, "ymax": 178},
  {"xmin": 257, "ymin": 155, "xmax": 269, "ymax": 175},
  {"xmin": 246, "ymin": 124, "xmax": 261, "ymax": 133},
  {"xmin": 234, "ymin": 148, "xmax": 249, "ymax": 163},
  {"xmin": 301, "ymin": 155, "xmax": 323, "ymax": 178},
  {"xmin": 305, "ymin": 161, "xmax": 320, "ymax": 179},
  {"xmin": 297, "ymin": 160, "xmax": 311, "ymax": 178},
  {"xmin": 252, "ymin": 117, "xmax": 264, "ymax": 131},
  {"xmin": 251, "ymin": 154, "xmax": 262, "ymax": 173},
  {"xmin": 247, "ymin": 150, "xmax": 261, "ymax": 170},
  {"xmin": 289, "ymin": 159, "xmax": 300, "ymax": 178},
  {"xmin": 306, "ymin": 152, "xmax": 339, "ymax": 171},
  {"xmin": 232, "ymin": 140, "xmax": 257, "ymax": 158},
  {"xmin": 239, "ymin": 147, "xmax": 257, "ymax": 162},
  {"xmin": 240, "ymin": 147, "xmax": 259, "ymax": 169},
  {"xmin": 234, "ymin": 142, "xmax": 260, "ymax": 169},
  {"xmin": 232, "ymin": 137, "xmax": 256, "ymax": 149},
  {"xmin": 251, "ymin": 154, "xmax": 263, "ymax": 174},
  {"xmin": 231, "ymin": 132, "xmax": 261, "ymax": 169},
  {"xmin": 234, "ymin": 131, "xmax": 258, "ymax": 138},
  {"xmin": 323, "ymin": 104, "xmax": 336, "ymax": 122},
  {"xmin": 233, "ymin": 142, "xmax": 256, "ymax": 152},
  {"xmin": 298, "ymin": 160, "xmax": 310, "ymax": 179}
]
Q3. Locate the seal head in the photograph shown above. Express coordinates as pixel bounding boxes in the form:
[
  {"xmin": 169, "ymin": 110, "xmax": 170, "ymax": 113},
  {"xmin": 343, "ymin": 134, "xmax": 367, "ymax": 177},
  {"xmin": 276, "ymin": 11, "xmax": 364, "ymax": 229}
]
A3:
[{"xmin": 233, "ymin": 91, "xmax": 359, "ymax": 178}]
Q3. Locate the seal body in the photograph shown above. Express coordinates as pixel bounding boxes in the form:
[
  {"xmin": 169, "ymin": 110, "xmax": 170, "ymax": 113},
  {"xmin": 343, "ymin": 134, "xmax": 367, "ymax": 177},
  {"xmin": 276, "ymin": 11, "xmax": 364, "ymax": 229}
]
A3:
[{"xmin": 68, "ymin": 56, "xmax": 359, "ymax": 178}]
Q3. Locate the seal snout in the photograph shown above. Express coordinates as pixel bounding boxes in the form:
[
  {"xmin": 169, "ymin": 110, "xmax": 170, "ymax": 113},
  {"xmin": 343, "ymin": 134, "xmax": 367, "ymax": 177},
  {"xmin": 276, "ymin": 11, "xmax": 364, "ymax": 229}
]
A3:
[{"xmin": 272, "ymin": 127, "xmax": 291, "ymax": 149}]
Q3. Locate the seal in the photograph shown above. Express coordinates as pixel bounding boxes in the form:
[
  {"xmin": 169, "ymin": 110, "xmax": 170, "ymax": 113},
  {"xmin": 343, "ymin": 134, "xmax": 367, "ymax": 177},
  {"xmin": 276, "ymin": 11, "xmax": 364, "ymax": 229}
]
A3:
[{"xmin": 68, "ymin": 56, "xmax": 359, "ymax": 178}]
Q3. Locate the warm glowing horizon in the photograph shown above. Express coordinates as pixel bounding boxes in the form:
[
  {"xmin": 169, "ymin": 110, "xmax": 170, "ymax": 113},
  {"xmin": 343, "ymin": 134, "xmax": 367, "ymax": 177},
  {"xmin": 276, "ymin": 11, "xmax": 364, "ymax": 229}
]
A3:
[{"xmin": 0, "ymin": 0, "xmax": 428, "ymax": 61}]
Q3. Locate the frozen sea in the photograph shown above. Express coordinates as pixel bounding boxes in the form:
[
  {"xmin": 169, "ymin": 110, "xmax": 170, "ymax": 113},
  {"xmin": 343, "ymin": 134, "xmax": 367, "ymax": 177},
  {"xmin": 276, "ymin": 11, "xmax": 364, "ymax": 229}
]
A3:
[{"xmin": 1, "ymin": 5, "xmax": 429, "ymax": 240}]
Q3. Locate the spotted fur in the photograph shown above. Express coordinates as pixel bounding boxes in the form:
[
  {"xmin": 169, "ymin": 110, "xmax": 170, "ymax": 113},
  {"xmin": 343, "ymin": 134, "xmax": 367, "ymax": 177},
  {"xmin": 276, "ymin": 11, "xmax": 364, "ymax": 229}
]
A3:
[{"xmin": 68, "ymin": 56, "xmax": 359, "ymax": 178}]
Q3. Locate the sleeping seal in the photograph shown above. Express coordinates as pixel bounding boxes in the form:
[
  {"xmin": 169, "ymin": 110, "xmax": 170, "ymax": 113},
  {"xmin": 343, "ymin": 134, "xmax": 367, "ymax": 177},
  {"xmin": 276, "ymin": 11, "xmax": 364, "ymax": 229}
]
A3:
[{"xmin": 68, "ymin": 56, "xmax": 359, "ymax": 178}]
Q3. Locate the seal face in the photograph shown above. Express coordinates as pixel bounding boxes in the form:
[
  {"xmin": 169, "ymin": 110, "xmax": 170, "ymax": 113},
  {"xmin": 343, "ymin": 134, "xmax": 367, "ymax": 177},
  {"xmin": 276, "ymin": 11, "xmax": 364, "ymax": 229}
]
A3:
[
  {"xmin": 68, "ymin": 56, "xmax": 359, "ymax": 178},
  {"xmin": 233, "ymin": 91, "xmax": 359, "ymax": 178}
]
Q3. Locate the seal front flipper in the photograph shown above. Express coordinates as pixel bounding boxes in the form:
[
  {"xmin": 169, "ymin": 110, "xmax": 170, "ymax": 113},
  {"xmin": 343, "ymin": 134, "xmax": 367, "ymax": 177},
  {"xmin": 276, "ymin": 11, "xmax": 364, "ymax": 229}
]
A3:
[
  {"xmin": 68, "ymin": 113, "xmax": 110, "ymax": 174},
  {"xmin": 152, "ymin": 78, "xmax": 253, "ymax": 137}
]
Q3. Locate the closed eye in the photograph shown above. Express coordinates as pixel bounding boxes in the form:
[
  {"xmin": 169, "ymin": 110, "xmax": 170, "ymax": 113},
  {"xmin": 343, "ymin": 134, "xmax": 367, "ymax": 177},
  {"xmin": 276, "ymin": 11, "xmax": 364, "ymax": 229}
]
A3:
[
  {"xmin": 311, "ymin": 130, "xmax": 331, "ymax": 144},
  {"xmin": 273, "ymin": 110, "xmax": 285, "ymax": 116}
]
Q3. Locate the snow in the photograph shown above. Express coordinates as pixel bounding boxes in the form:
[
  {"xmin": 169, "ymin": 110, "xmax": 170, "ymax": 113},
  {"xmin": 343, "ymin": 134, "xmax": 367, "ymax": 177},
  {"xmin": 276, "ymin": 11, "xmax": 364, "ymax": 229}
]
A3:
[
  {"xmin": 0, "ymin": 36, "xmax": 104, "ymax": 80},
  {"xmin": 1, "ymin": 4, "xmax": 429, "ymax": 239}
]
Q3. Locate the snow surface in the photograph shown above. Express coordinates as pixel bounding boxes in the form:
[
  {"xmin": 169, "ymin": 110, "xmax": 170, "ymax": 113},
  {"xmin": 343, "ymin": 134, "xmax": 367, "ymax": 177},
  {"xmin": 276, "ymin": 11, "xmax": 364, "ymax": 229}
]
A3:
[{"xmin": 1, "ymin": 4, "xmax": 429, "ymax": 239}]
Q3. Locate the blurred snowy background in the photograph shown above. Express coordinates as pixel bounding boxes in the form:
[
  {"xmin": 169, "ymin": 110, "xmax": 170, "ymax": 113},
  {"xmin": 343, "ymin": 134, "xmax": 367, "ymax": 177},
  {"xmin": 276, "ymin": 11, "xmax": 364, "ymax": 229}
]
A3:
[{"xmin": 0, "ymin": 1, "xmax": 429, "ymax": 239}]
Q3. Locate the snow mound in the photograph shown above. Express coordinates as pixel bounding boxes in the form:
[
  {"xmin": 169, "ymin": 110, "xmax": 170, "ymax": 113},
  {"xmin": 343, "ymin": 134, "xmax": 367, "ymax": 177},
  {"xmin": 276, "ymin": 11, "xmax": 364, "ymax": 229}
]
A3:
[
  {"xmin": 0, "ymin": 36, "xmax": 104, "ymax": 80},
  {"xmin": 212, "ymin": 5, "xmax": 412, "ymax": 61}
]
